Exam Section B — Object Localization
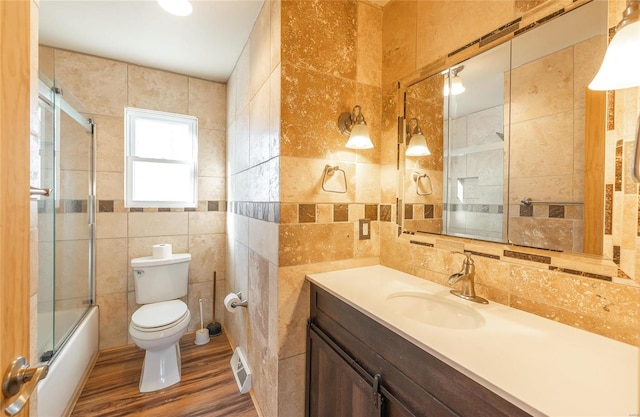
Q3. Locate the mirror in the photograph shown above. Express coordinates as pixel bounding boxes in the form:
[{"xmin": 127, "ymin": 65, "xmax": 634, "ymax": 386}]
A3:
[{"xmin": 402, "ymin": 0, "xmax": 608, "ymax": 255}]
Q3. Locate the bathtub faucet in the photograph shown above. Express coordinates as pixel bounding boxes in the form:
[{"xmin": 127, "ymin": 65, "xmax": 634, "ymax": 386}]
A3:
[{"xmin": 447, "ymin": 252, "xmax": 488, "ymax": 304}]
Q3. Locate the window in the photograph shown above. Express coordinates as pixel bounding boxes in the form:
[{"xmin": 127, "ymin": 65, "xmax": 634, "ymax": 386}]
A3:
[{"xmin": 125, "ymin": 107, "xmax": 198, "ymax": 208}]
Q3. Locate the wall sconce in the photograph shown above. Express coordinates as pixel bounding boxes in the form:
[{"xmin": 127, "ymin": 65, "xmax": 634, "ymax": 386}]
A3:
[
  {"xmin": 338, "ymin": 105, "xmax": 374, "ymax": 149},
  {"xmin": 158, "ymin": 0, "xmax": 193, "ymax": 16},
  {"xmin": 405, "ymin": 118, "xmax": 431, "ymax": 156},
  {"xmin": 444, "ymin": 66, "xmax": 465, "ymax": 96},
  {"xmin": 589, "ymin": 0, "xmax": 640, "ymax": 182}
]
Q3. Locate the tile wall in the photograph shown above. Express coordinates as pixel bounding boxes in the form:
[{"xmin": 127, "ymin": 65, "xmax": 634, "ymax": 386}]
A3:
[
  {"xmin": 380, "ymin": 0, "xmax": 639, "ymax": 346},
  {"xmin": 38, "ymin": 47, "xmax": 227, "ymax": 349},
  {"xmin": 225, "ymin": 1, "xmax": 281, "ymax": 416}
]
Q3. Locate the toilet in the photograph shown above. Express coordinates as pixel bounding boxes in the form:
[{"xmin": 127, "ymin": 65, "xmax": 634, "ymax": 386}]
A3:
[{"xmin": 128, "ymin": 253, "xmax": 192, "ymax": 393}]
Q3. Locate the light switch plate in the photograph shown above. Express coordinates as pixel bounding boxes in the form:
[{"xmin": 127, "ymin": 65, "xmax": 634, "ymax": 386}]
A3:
[{"xmin": 359, "ymin": 219, "xmax": 370, "ymax": 240}]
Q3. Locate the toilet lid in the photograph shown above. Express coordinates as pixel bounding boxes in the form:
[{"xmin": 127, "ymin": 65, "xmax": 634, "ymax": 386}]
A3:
[{"xmin": 132, "ymin": 300, "xmax": 189, "ymax": 329}]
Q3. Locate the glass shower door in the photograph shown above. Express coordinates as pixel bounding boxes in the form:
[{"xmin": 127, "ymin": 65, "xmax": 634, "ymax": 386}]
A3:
[{"xmin": 35, "ymin": 78, "xmax": 95, "ymax": 363}]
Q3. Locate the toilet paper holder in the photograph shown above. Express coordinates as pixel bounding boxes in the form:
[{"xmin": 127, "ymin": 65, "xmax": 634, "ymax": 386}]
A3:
[{"xmin": 231, "ymin": 292, "xmax": 248, "ymax": 308}]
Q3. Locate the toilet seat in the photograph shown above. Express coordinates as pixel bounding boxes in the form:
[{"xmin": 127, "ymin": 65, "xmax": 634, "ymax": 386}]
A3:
[{"xmin": 131, "ymin": 300, "xmax": 189, "ymax": 332}]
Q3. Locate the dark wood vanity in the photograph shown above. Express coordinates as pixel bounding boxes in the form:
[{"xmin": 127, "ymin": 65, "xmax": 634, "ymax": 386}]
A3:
[{"xmin": 306, "ymin": 284, "xmax": 532, "ymax": 417}]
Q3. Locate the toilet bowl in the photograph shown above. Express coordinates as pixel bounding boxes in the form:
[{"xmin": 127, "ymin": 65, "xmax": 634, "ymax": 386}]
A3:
[
  {"xmin": 129, "ymin": 299, "xmax": 191, "ymax": 392},
  {"xmin": 128, "ymin": 253, "xmax": 191, "ymax": 393}
]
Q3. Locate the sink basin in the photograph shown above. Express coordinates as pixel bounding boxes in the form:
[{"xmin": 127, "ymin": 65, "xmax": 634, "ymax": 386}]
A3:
[{"xmin": 386, "ymin": 291, "xmax": 485, "ymax": 330}]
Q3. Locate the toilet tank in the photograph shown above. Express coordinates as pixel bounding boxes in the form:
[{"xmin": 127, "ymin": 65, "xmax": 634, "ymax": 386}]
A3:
[{"xmin": 131, "ymin": 253, "xmax": 191, "ymax": 304}]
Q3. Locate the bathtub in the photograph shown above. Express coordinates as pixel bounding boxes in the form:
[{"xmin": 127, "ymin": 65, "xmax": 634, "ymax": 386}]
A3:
[{"xmin": 37, "ymin": 306, "xmax": 99, "ymax": 417}]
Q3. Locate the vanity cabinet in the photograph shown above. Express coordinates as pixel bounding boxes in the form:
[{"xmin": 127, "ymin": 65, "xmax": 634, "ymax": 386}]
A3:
[{"xmin": 306, "ymin": 284, "xmax": 532, "ymax": 417}]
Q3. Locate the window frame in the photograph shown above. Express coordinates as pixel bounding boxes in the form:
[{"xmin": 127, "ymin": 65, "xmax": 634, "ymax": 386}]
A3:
[{"xmin": 124, "ymin": 107, "xmax": 198, "ymax": 208}]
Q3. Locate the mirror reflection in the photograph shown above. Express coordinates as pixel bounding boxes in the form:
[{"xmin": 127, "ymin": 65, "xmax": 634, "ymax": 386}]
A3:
[{"xmin": 402, "ymin": 0, "xmax": 607, "ymax": 254}]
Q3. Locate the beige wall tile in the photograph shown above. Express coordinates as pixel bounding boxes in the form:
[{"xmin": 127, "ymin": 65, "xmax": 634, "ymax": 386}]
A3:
[
  {"xmin": 56, "ymin": 213, "xmax": 90, "ymax": 241},
  {"xmin": 281, "ymin": 0, "xmax": 357, "ymax": 79},
  {"xmin": 356, "ymin": 163, "xmax": 381, "ymax": 202},
  {"xmin": 279, "ymin": 223, "xmax": 354, "ymax": 267},
  {"xmin": 54, "ymin": 49, "xmax": 127, "ymax": 117},
  {"xmin": 96, "ymin": 238, "xmax": 128, "ymax": 295},
  {"xmin": 270, "ymin": 1, "xmax": 281, "ymax": 71},
  {"xmin": 249, "ymin": 218, "xmax": 279, "ymax": 266},
  {"xmin": 415, "ymin": 1, "xmax": 515, "ymax": 70},
  {"xmin": 96, "ymin": 292, "xmax": 128, "ymax": 349},
  {"xmin": 128, "ymin": 212, "xmax": 188, "ymax": 237},
  {"xmin": 269, "ymin": 65, "xmax": 281, "ymax": 159},
  {"xmin": 357, "ymin": 1, "xmax": 382, "ymax": 88},
  {"xmin": 39, "ymin": 45, "xmax": 54, "ymax": 82},
  {"xmin": 277, "ymin": 266, "xmax": 310, "ymax": 359},
  {"xmin": 96, "ymin": 171, "xmax": 124, "ymax": 200},
  {"xmin": 59, "ymin": 113, "xmax": 91, "ymax": 171},
  {"xmin": 250, "ymin": 80, "xmax": 271, "ymax": 167},
  {"xmin": 382, "ymin": 1, "xmax": 416, "ymax": 86},
  {"xmin": 280, "ymin": 63, "xmax": 356, "ymax": 160},
  {"xmin": 128, "ymin": 65, "xmax": 188, "ymax": 114},
  {"xmin": 188, "ymin": 234, "xmax": 226, "ymax": 284},
  {"xmin": 198, "ymin": 128, "xmax": 226, "ymax": 177},
  {"xmin": 188, "ymin": 211, "xmax": 225, "ymax": 235},
  {"xmin": 198, "ymin": 176, "xmax": 226, "ymax": 201},
  {"xmin": 93, "ymin": 115, "xmax": 124, "ymax": 173},
  {"xmin": 96, "ymin": 213, "xmax": 128, "ymax": 239},
  {"xmin": 235, "ymin": 44, "xmax": 252, "ymax": 117},
  {"xmin": 189, "ymin": 78, "xmax": 226, "ymax": 130},
  {"xmin": 248, "ymin": 250, "xmax": 270, "ymax": 346},
  {"xmin": 250, "ymin": 1, "xmax": 272, "ymax": 98}
]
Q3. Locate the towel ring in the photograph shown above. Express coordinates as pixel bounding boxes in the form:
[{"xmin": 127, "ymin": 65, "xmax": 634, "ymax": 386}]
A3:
[
  {"xmin": 412, "ymin": 172, "xmax": 433, "ymax": 196},
  {"xmin": 322, "ymin": 165, "xmax": 347, "ymax": 193}
]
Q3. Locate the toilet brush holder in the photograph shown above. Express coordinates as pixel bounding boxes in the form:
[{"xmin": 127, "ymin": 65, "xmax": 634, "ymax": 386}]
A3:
[
  {"xmin": 194, "ymin": 298, "xmax": 210, "ymax": 345},
  {"xmin": 195, "ymin": 328, "xmax": 209, "ymax": 345}
]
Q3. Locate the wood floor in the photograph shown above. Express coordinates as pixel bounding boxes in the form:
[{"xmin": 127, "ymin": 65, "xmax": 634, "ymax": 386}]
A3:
[{"xmin": 71, "ymin": 332, "xmax": 259, "ymax": 417}]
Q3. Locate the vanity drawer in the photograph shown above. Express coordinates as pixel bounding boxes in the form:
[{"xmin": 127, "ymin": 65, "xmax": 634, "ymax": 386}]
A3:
[{"xmin": 309, "ymin": 284, "xmax": 532, "ymax": 417}]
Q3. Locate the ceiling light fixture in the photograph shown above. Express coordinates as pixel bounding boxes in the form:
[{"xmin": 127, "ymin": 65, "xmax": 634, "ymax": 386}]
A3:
[
  {"xmin": 158, "ymin": 0, "xmax": 193, "ymax": 16},
  {"xmin": 444, "ymin": 66, "xmax": 465, "ymax": 96},
  {"xmin": 589, "ymin": 0, "xmax": 640, "ymax": 182},
  {"xmin": 405, "ymin": 118, "xmax": 431, "ymax": 156},
  {"xmin": 338, "ymin": 105, "xmax": 374, "ymax": 149}
]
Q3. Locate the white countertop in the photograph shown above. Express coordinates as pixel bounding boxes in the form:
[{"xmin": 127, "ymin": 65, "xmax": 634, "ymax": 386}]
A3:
[{"xmin": 306, "ymin": 265, "xmax": 639, "ymax": 417}]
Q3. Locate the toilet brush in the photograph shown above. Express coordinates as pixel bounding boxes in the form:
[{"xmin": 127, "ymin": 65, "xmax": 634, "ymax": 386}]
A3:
[{"xmin": 194, "ymin": 298, "xmax": 210, "ymax": 345}]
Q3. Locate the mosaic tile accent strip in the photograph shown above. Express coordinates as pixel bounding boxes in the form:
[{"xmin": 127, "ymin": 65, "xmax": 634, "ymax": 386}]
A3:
[
  {"xmin": 615, "ymin": 140, "xmax": 623, "ymax": 192},
  {"xmin": 299, "ymin": 204, "xmax": 316, "ymax": 223},
  {"xmin": 605, "ymin": 184, "xmax": 613, "ymax": 235},
  {"xmin": 607, "ymin": 90, "xmax": 615, "ymax": 131},
  {"xmin": 613, "ymin": 245, "xmax": 620, "ymax": 265},
  {"xmin": 380, "ymin": 205, "xmax": 392, "ymax": 222},
  {"xmin": 404, "ymin": 203, "xmax": 413, "ymax": 220},
  {"xmin": 548, "ymin": 205, "xmax": 565, "ymax": 219},
  {"xmin": 548, "ymin": 266, "xmax": 612, "ymax": 282},
  {"xmin": 99, "ymin": 200, "xmax": 114, "ymax": 213},
  {"xmin": 503, "ymin": 250, "xmax": 551, "ymax": 264},
  {"xmin": 228, "ymin": 201, "xmax": 278, "ymax": 223},
  {"xmin": 465, "ymin": 250, "xmax": 500, "ymax": 260},
  {"xmin": 334, "ymin": 204, "xmax": 348, "ymax": 222},
  {"xmin": 39, "ymin": 199, "xmax": 90, "ymax": 214},
  {"xmin": 365, "ymin": 204, "xmax": 378, "ymax": 221},
  {"xmin": 519, "ymin": 204, "xmax": 533, "ymax": 217},
  {"xmin": 410, "ymin": 240, "xmax": 434, "ymax": 247},
  {"xmin": 424, "ymin": 204, "xmax": 434, "ymax": 219},
  {"xmin": 446, "ymin": 203, "xmax": 503, "ymax": 214}
]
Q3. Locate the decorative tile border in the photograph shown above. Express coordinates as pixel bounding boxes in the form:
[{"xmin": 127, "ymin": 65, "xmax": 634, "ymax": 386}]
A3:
[
  {"xmin": 503, "ymin": 249, "xmax": 551, "ymax": 264},
  {"xmin": 278, "ymin": 203, "xmax": 393, "ymax": 225},
  {"xmin": 94, "ymin": 200, "xmax": 227, "ymax": 213},
  {"xmin": 605, "ymin": 184, "xmax": 613, "ymax": 235},
  {"xmin": 444, "ymin": 203, "xmax": 503, "ymax": 214},
  {"xmin": 548, "ymin": 266, "xmax": 612, "ymax": 282},
  {"xmin": 615, "ymin": 140, "xmax": 623, "ymax": 191},
  {"xmin": 607, "ymin": 90, "xmax": 615, "ymax": 131},
  {"xmin": 228, "ymin": 201, "xmax": 279, "ymax": 223},
  {"xmin": 409, "ymin": 240, "xmax": 433, "ymax": 247},
  {"xmin": 38, "ymin": 199, "xmax": 88, "ymax": 214}
]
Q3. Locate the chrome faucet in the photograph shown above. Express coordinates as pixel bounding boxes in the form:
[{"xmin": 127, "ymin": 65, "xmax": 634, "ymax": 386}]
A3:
[{"xmin": 447, "ymin": 252, "xmax": 488, "ymax": 304}]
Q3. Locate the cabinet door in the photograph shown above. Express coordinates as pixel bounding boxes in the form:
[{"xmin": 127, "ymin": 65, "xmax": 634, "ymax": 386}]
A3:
[{"xmin": 308, "ymin": 324, "xmax": 383, "ymax": 417}]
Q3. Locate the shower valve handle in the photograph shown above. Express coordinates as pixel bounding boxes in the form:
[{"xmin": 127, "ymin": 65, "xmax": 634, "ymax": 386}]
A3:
[{"xmin": 2, "ymin": 356, "xmax": 49, "ymax": 416}]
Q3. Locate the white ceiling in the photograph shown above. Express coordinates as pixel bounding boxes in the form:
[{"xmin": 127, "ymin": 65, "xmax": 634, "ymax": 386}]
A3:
[{"xmin": 39, "ymin": 0, "xmax": 266, "ymax": 82}]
